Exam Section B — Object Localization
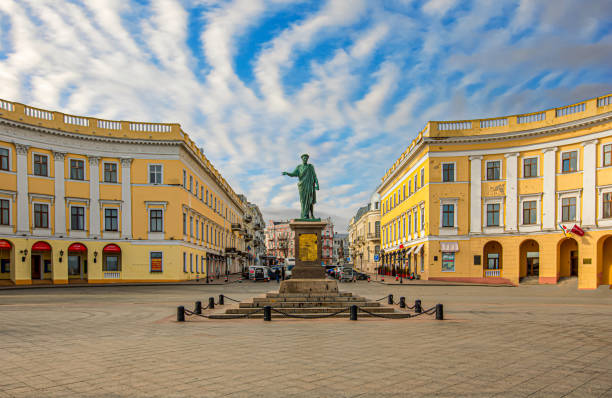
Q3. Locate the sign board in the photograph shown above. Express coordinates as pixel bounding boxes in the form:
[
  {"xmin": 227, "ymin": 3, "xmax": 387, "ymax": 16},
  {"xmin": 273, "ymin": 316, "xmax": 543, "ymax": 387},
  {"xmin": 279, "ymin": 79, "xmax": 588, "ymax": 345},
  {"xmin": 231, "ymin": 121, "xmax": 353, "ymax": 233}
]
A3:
[
  {"xmin": 374, "ymin": 254, "xmax": 379, "ymax": 262},
  {"xmin": 346, "ymin": 257, "xmax": 351, "ymax": 262}
]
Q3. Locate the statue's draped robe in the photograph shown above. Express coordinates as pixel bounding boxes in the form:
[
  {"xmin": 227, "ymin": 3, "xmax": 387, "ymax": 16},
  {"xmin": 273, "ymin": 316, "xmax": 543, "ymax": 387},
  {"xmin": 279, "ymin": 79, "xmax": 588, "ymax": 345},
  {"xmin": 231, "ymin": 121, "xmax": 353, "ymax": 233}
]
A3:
[{"xmin": 287, "ymin": 163, "xmax": 318, "ymax": 219}]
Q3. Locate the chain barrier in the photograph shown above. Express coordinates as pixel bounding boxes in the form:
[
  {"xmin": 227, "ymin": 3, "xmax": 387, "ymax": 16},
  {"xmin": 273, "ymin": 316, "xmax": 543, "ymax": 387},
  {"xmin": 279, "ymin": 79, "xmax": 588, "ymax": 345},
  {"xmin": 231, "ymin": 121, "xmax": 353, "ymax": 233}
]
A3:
[
  {"xmin": 184, "ymin": 307, "xmax": 265, "ymax": 319},
  {"xmin": 358, "ymin": 307, "xmax": 412, "ymax": 319},
  {"xmin": 270, "ymin": 307, "xmax": 350, "ymax": 319},
  {"xmin": 222, "ymin": 295, "xmax": 242, "ymax": 303},
  {"xmin": 375, "ymin": 295, "xmax": 390, "ymax": 301}
]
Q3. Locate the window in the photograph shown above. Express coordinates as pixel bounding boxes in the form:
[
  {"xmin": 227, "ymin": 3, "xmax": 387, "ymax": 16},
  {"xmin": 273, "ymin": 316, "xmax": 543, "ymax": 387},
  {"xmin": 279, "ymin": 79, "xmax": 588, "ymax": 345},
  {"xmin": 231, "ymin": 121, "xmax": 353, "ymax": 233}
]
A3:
[
  {"xmin": 150, "ymin": 209, "xmax": 163, "ymax": 232},
  {"xmin": 150, "ymin": 252, "xmax": 163, "ymax": 272},
  {"xmin": 105, "ymin": 208, "xmax": 118, "ymax": 231},
  {"xmin": 0, "ymin": 199, "xmax": 9, "ymax": 225},
  {"xmin": 441, "ymin": 252, "xmax": 455, "ymax": 272},
  {"xmin": 33, "ymin": 154, "xmax": 48, "ymax": 176},
  {"xmin": 183, "ymin": 252, "xmax": 187, "ymax": 273},
  {"xmin": 523, "ymin": 158, "xmax": 537, "ymax": 177},
  {"xmin": 487, "ymin": 253, "xmax": 500, "ymax": 269},
  {"xmin": 0, "ymin": 148, "xmax": 8, "ymax": 170},
  {"xmin": 189, "ymin": 216, "xmax": 194, "ymax": 237},
  {"xmin": 182, "ymin": 213, "xmax": 187, "ymax": 235},
  {"xmin": 562, "ymin": 151, "xmax": 577, "ymax": 173},
  {"xmin": 34, "ymin": 203, "xmax": 49, "ymax": 228},
  {"xmin": 421, "ymin": 168, "xmax": 425, "ymax": 186},
  {"xmin": 190, "ymin": 253, "xmax": 193, "ymax": 273},
  {"xmin": 486, "ymin": 204, "xmax": 500, "ymax": 226},
  {"xmin": 442, "ymin": 163, "xmax": 454, "ymax": 182},
  {"xmin": 408, "ymin": 179, "xmax": 412, "ymax": 195},
  {"xmin": 442, "ymin": 204, "xmax": 454, "ymax": 227},
  {"xmin": 103, "ymin": 163, "xmax": 117, "ymax": 183},
  {"xmin": 70, "ymin": 206, "xmax": 85, "ymax": 230},
  {"xmin": 561, "ymin": 197, "xmax": 576, "ymax": 221},
  {"xmin": 421, "ymin": 207, "xmax": 425, "ymax": 231},
  {"xmin": 195, "ymin": 181, "xmax": 199, "ymax": 196},
  {"xmin": 604, "ymin": 193, "xmax": 612, "ymax": 219},
  {"xmin": 522, "ymin": 201, "xmax": 537, "ymax": 224},
  {"xmin": 149, "ymin": 164, "xmax": 162, "ymax": 184},
  {"xmin": 189, "ymin": 176, "xmax": 193, "ymax": 192},
  {"xmin": 70, "ymin": 159, "xmax": 85, "ymax": 180},
  {"xmin": 1, "ymin": 258, "xmax": 10, "ymax": 273},
  {"xmin": 196, "ymin": 219, "xmax": 199, "ymax": 239},
  {"xmin": 414, "ymin": 177, "xmax": 418, "ymax": 192},
  {"xmin": 183, "ymin": 170, "xmax": 186, "ymax": 187},
  {"xmin": 104, "ymin": 255, "xmax": 120, "ymax": 271},
  {"xmin": 604, "ymin": 144, "xmax": 611, "ymax": 167},
  {"xmin": 486, "ymin": 161, "xmax": 500, "ymax": 180}
]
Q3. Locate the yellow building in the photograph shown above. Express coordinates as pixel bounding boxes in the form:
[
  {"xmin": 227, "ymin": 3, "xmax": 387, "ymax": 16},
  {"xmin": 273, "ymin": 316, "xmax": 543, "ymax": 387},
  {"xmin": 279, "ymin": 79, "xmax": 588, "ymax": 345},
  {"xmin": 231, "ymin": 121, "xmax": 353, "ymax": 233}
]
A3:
[
  {"xmin": 347, "ymin": 192, "xmax": 380, "ymax": 273},
  {"xmin": 378, "ymin": 94, "xmax": 612, "ymax": 289},
  {"xmin": 0, "ymin": 99, "xmax": 249, "ymax": 285}
]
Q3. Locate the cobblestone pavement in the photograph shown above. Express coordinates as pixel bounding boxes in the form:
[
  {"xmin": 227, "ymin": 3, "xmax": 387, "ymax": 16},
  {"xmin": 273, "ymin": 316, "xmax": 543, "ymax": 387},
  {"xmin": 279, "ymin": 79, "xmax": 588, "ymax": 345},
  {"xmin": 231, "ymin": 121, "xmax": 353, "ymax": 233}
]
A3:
[{"xmin": 0, "ymin": 280, "xmax": 611, "ymax": 398}]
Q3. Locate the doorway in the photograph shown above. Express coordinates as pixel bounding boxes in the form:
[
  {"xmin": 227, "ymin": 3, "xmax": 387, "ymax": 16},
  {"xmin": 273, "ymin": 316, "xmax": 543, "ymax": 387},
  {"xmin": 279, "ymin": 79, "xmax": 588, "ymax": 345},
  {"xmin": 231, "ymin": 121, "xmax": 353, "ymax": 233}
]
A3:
[{"xmin": 31, "ymin": 255, "xmax": 42, "ymax": 280}]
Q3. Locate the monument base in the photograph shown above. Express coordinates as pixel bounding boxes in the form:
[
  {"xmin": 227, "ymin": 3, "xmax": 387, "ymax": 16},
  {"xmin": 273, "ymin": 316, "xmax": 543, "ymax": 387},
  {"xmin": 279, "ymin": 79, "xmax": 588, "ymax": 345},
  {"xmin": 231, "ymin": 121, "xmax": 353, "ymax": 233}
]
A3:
[{"xmin": 279, "ymin": 278, "xmax": 339, "ymax": 294}]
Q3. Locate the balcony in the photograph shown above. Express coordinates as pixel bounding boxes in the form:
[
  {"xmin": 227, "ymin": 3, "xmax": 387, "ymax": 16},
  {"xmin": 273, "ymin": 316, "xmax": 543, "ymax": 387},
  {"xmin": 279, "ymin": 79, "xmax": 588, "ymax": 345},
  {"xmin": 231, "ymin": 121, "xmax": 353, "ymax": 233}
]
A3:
[
  {"xmin": 367, "ymin": 232, "xmax": 380, "ymax": 241},
  {"xmin": 244, "ymin": 215, "xmax": 252, "ymax": 223},
  {"xmin": 484, "ymin": 269, "xmax": 501, "ymax": 277},
  {"xmin": 231, "ymin": 223, "xmax": 241, "ymax": 231}
]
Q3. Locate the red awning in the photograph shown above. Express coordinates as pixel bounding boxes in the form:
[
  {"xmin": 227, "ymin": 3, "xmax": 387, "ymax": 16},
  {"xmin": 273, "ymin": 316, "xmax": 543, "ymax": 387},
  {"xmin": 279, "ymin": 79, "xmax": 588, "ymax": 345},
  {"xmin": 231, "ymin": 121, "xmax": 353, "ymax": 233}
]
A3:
[
  {"xmin": 32, "ymin": 241, "xmax": 51, "ymax": 251},
  {"xmin": 68, "ymin": 243, "xmax": 87, "ymax": 252},
  {"xmin": 103, "ymin": 244, "xmax": 121, "ymax": 253},
  {"xmin": 0, "ymin": 239, "xmax": 11, "ymax": 249}
]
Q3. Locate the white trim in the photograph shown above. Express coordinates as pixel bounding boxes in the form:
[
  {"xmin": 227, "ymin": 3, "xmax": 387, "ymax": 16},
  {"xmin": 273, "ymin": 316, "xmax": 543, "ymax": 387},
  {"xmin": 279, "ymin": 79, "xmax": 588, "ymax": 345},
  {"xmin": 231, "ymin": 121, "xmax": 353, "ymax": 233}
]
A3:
[
  {"xmin": 31, "ymin": 151, "xmax": 50, "ymax": 177},
  {"xmin": 148, "ymin": 163, "xmax": 163, "ymax": 184},
  {"xmin": 485, "ymin": 159, "xmax": 502, "ymax": 181},
  {"xmin": 31, "ymin": 200, "xmax": 50, "ymax": 230},
  {"xmin": 441, "ymin": 161, "xmax": 456, "ymax": 182},
  {"xmin": 598, "ymin": 187, "xmax": 612, "ymax": 226},
  {"xmin": 379, "ymin": 154, "xmax": 429, "ymax": 197},
  {"xmin": 602, "ymin": 142, "xmax": 612, "ymax": 168},
  {"xmin": 67, "ymin": 157, "xmax": 87, "ymax": 181},
  {"xmin": 0, "ymin": 195, "xmax": 13, "ymax": 230},
  {"xmin": 68, "ymin": 204, "xmax": 87, "ymax": 232},
  {"xmin": 439, "ymin": 197, "xmax": 458, "ymax": 234},
  {"xmin": 519, "ymin": 193, "xmax": 542, "ymax": 231},
  {"xmin": 482, "ymin": 196, "xmax": 504, "ymax": 232},
  {"xmin": 28, "ymin": 193, "xmax": 54, "ymax": 205},
  {"xmin": 103, "ymin": 207, "xmax": 120, "ymax": 233},
  {"xmin": 147, "ymin": 207, "xmax": 164, "ymax": 234},
  {"xmin": 557, "ymin": 189, "xmax": 582, "ymax": 224}
]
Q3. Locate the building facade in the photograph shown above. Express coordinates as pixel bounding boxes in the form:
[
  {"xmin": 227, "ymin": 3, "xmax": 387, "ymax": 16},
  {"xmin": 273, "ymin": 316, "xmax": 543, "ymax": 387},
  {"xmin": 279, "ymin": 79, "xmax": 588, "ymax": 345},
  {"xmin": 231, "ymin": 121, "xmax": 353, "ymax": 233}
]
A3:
[
  {"xmin": 321, "ymin": 218, "xmax": 334, "ymax": 265},
  {"xmin": 378, "ymin": 94, "xmax": 612, "ymax": 289},
  {"xmin": 348, "ymin": 192, "xmax": 380, "ymax": 273},
  {"xmin": 0, "ymin": 98, "xmax": 248, "ymax": 285},
  {"xmin": 332, "ymin": 232, "xmax": 349, "ymax": 265},
  {"xmin": 265, "ymin": 221, "xmax": 294, "ymax": 261},
  {"xmin": 238, "ymin": 195, "xmax": 266, "ymax": 267}
]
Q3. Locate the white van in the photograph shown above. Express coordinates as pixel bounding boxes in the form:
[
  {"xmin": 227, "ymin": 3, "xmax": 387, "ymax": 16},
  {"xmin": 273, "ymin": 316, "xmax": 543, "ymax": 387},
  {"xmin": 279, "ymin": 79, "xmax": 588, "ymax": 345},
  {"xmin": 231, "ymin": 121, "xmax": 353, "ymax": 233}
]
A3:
[{"xmin": 285, "ymin": 257, "xmax": 295, "ymax": 279}]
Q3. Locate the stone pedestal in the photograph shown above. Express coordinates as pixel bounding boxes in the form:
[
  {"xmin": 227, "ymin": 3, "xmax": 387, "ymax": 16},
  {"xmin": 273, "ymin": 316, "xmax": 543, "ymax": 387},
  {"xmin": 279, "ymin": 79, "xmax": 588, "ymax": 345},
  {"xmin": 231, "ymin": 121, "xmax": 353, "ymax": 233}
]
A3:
[{"xmin": 279, "ymin": 220, "xmax": 337, "ymax": 294}]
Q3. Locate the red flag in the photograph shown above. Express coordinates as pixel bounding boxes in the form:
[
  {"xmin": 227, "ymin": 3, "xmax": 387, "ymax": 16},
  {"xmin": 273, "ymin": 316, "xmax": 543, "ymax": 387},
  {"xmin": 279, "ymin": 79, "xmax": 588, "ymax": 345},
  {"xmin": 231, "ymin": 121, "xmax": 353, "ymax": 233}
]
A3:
[{"xmin": 571, "ymin": 224, "xmax": 584, "ymax": 236}]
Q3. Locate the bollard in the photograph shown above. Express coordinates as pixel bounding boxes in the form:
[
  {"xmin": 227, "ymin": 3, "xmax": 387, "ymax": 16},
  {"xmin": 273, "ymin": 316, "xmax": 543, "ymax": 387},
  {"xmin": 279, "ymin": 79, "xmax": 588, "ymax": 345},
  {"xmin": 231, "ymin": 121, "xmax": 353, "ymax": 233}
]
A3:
[
  {"xmin": 218, "ymin": 294, "xmax": 224, "ymax": 305},
  {"xmin": 388, "ymin": 294, "xmax": 393, "ymax": 305},
  {"xmin": 208, "ymin": 297, "xmax": 215, "ymax": 309},
  {"xmin": 195, "ymin": 301, "xmax": 202, "ymax": 315},
  {"xmin": 264, "ymin": 305, "xmax": 271, "ymax": 321},
  {"xmin": 177, "ymin": 306, "xmax": 185, "ymax": 322},
  {"xmin": 436, "ymin": 304, "xmax": 444, "ymax": 320},
  {"xmin": 415, "ymin": 299, "xmax": 422, "ymax": 313},
  {"xmin": 400, "ymin": 276, "xmax": 403, "ymax": 284},
  {"xmin": 350, "ymin": 304, "xmax": 358, "ymax": 321},
  {"xmin": 399, "ymin": 297, "xmax": 406, "ymax": 308},
  {"xmin": 205, "ymin": 276, "xmax": 209, "ymax": 284}
]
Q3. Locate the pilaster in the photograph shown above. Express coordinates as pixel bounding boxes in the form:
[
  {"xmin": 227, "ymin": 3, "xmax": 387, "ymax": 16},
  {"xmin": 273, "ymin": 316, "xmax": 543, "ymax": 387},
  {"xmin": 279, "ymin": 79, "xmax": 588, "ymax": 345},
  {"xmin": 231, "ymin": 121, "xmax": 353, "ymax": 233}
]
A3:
[
  {"xmin": 53, "ymin": 151, "xmax": 66, "ymax": 236},
  {"xmin": 121, "ymin": 158, "xmax": 133, "ymax": 238},
  {"xmin": 88, "ymin": 156, "xmax": 101, "ymax": 238},
  {"xmin": 469, "ymin": 155, "xmax": 482, "ymax": 234},
  {"xmin": 15, "ymin": 143, "xmax": 29, "ymax": 234},
  {"xmin": 542, "ymin": 147, "xmax": 558, "ymax": 230},
  {"xmin": 504, "ymin": 152, "xmax": 519, "ymax": 232},
  {"xmin": 581, "ymin": 139, "xmax": 598, "ymax": 227}
]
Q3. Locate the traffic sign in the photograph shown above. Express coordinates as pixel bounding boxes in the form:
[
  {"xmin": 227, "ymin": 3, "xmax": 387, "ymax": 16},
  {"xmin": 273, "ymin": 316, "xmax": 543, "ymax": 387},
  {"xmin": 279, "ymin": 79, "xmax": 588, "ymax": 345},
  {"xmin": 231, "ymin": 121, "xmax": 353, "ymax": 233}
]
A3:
[{"xmin": 374, "ymin": 254, "xmax": 379, "ymax": 262}]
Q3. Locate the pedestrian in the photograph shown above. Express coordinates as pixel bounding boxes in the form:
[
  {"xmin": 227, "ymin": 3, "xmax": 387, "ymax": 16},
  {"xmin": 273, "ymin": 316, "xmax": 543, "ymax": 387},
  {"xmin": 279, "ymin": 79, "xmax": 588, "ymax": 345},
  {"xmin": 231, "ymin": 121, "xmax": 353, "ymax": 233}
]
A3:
[
  {"xmin": 281, "ymin": 266, "xmax": 286, "ymax": 281},
  {"xmin": 276, "ymin": 268, "xmax": 280, "ymax": 283}
]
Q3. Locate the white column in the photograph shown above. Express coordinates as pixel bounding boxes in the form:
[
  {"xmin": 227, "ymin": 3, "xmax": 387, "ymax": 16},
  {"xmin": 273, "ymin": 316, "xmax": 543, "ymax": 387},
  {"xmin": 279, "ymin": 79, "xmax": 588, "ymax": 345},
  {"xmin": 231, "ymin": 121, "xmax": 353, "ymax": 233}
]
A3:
[
  {"xmin": 121, "ymin": 158, "xmax": 133, "ymax": 238},
  {"xmin": 88, "ymin": 156, "xmax": 101, "ymax": 237},
  {"xmin": 582, "ymin": 139, "xmax": 598, "ymax": 227},
  {"xmin": 505, "ymin": 152, "xmax": 519, "ymax": 232},
  {"xmin": 53, "ymin": 151, "xmax": 66, "ymax": 236},
  {"xmin": 542, "ymin": 147, "xmax": 558, "ymax": 230},
  {"xmin": 15, "ymin": 143, "xmax": 29, "ymax": 234},
  {"xmin": 469, "ymin": 155, "xmax": 482, "ymax": 234}
]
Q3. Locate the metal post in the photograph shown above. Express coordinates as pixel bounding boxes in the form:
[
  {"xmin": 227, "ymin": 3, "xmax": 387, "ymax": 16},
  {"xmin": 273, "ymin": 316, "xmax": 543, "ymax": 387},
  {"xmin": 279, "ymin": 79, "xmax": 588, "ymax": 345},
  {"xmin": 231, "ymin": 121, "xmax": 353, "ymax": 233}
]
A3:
[
  {"xmin": 177, "ymin": 306, "xmax": 185, "ymax": 322},
  {"xmin": 264, "ymin": 305, "xmax": 271, "ymax": 321},
  {"xmin": 436, "ymin": 304, "xmax": 444, "ymax": 320},
  {"xmin": 415, "ymin": 299, "xmax": 422, "ymax": 313},
  {"xmin": 208, "ymin": 297, "xmax": 215, "ymax": 309},
  {"xmin": 195, "ymin": 301, "xmax": 202, "ymax": 315},
  {"xmin": 350, "ymin": 304, "xmax": 358, "ymax": 321},
  {"xmin": 399, "ymin": 297, "xmax": 406, "ymax": 308},
  {"xmin": 218, "ymin": 294, "xmax": 224, "ymax": 305},
  {"xmin": 388, "ymin": 294, "xmax": 393, "ymax": 305}
]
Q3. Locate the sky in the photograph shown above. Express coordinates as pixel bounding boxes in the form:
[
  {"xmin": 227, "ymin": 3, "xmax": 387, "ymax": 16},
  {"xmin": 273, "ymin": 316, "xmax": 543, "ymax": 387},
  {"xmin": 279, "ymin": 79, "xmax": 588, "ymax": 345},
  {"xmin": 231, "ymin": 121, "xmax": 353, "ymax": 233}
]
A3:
[{"xmin": 0, "ymin": 0, "xmax": 611, "ymax": 232}]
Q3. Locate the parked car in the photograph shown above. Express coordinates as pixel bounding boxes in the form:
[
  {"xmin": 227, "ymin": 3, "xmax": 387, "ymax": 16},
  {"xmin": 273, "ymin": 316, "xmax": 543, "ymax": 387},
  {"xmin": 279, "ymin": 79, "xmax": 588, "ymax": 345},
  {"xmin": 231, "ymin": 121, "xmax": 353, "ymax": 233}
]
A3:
[
  {"xmin": 339, "ymin": 267, "xmax": 354, "ymax": 282},
  {"xmin": 249, "ymin": 266, "xmax": 269, "ymax": 281},
  {"xmin": 354, "ymin": 271, "xmax": 369, "ymax": 280}
]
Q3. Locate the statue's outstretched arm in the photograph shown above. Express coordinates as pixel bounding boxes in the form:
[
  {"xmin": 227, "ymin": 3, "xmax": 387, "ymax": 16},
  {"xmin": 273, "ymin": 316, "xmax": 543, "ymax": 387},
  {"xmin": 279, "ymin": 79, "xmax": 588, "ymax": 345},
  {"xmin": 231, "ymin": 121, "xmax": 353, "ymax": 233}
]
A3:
[{"xmin": 283, "ymin": 166, "xmax": 299, "ymax": 177}]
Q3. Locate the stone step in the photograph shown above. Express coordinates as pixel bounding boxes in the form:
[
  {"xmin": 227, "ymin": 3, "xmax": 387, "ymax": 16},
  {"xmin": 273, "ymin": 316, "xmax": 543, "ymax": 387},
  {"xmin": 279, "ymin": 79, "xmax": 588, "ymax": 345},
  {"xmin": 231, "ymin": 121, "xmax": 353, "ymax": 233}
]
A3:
[
  {"xmin": 226, "ymin": 306, "xmax": 394, "ymax": 314},
  {"xmin": 265, "ymin": 292, "xmax": 352, "ymax": 298},
  {"xmin": 239, "ymin": 301, "xmax": 381, "ymax": 308},
  {"xmin": 253, "ymin": 296, "xmax": 367, "ymax": 303},
  {"xmin": 208, "ymin": 312, "xmax": 410, "ymax": 319}
]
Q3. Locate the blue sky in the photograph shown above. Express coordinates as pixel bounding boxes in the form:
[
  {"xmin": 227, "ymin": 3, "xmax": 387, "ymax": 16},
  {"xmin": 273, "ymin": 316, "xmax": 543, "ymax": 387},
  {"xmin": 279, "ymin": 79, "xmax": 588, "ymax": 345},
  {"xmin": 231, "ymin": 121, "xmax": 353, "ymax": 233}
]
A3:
[{"xmin": 1, "ymin": 0, "xmax": 611, "ymax": 231}]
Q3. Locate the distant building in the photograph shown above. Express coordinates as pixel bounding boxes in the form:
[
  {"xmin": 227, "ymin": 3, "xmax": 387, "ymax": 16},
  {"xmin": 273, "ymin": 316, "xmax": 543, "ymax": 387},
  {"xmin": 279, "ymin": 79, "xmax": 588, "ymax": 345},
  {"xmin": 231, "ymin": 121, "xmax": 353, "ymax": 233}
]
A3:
[
  {"xmin": 238, "ymin": 195, "xmax": 266, "ymax": 268},
  {"xmin": 348, "ymin": 192, "xmax": 381, "ymax": 273},
  {"xmin": 265, "ymin": 221, "xmax": 294, "ymax": 262},
  {"xmin": 321, "ymin": 218, "xmax": 334, "ymax": 265},
  {"xmin": 333, "ymin": 232, "xmax": 349, "ymax": 264}
]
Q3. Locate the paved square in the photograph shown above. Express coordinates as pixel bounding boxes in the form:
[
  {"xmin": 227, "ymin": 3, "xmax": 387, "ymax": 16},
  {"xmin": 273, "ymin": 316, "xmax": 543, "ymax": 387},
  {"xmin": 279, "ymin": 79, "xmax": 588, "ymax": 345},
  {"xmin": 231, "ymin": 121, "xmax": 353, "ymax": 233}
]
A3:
[{"xmin": 0, "ymin": 281, "xmax": 611, "ymax": 398}]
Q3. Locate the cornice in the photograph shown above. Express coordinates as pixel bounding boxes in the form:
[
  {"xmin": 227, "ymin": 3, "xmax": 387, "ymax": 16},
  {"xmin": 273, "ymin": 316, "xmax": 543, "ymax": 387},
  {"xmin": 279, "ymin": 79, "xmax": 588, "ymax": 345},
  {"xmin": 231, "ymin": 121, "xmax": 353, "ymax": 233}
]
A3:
[{"xmin": 0, "ymin": 117, "xmax": 181, "ymax": 147}]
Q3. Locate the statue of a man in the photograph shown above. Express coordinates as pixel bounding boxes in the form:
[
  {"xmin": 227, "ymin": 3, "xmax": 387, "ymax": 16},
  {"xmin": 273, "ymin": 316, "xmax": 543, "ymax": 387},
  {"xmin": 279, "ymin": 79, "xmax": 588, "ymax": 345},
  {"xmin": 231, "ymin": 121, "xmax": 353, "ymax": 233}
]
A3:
[{"xmin": 282, "ymin": 154, "xmax": 319, "ymax": 220}]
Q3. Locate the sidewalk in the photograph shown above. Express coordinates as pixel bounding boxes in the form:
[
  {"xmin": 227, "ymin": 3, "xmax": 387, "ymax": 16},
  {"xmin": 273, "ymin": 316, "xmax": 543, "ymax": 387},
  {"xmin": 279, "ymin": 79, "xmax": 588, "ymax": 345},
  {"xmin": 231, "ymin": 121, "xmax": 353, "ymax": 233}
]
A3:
[
  {"xmin": 0, "ymin": 273, "xmax": 246, "ymax": 290},
  {"xmin": 356, "ymin": 272, "xmax": 515, "ymax": 287}
]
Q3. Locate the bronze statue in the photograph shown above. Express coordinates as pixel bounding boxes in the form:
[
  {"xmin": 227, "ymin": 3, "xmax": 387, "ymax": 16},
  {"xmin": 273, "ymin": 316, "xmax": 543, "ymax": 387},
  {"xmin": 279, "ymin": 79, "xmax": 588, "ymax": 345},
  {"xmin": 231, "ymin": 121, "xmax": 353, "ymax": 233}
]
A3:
[{"xmin": 282, "ymin": 154, "xmax": 319, "ymax": 220}]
